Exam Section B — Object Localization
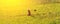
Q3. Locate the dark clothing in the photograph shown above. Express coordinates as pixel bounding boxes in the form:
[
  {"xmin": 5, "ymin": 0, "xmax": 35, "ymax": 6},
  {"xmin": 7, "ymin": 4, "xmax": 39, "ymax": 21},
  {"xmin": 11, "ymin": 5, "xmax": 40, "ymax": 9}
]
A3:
[{"xmin": 28, "ymin": 10, "xmax": 31, "ymax": 16}]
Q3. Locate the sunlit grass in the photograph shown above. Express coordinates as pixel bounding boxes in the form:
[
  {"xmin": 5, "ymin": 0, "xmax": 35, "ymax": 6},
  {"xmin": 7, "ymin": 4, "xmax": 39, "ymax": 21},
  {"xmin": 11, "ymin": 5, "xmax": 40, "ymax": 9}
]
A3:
[
  {"xmin": 0, "ymin": 0, "xmax": 60, "ymax": 24},
  {"xmin": 0, "ymin": 3, "xmax": 60, "ymax": 24}
]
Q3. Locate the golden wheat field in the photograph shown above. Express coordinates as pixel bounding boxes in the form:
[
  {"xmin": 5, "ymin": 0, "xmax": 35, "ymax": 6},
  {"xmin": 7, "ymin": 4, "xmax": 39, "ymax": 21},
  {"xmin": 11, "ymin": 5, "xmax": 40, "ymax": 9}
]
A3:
[{"xmin": 0, "ymin": 0, "xmax": 60, "ymax": 24}]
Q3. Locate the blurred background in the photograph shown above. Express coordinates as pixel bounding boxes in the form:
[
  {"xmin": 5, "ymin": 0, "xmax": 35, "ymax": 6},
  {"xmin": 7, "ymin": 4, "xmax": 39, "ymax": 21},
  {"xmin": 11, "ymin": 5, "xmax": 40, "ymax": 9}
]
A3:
[{"xmin": 0, "ymin": 0, "xmax": 60, "ymax": 24}]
